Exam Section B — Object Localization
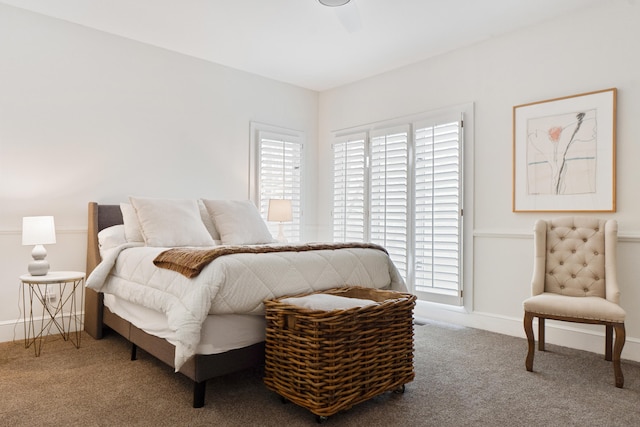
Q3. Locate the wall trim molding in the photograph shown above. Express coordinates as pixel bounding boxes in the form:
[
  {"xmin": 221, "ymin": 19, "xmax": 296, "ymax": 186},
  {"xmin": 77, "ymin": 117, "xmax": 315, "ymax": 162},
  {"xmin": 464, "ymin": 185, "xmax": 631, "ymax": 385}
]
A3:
[
  {"xmin": 0, "ymin": 313, "xmax": 84, "ymax": 345},
  {"xmin": 6, "ymin": 303, "xmax": 637, "ymax": 363},
  {"xmin": 414, "ymin": 300, "xmax": 640, "ymax": 363},
  {"xmin": 0, "ymin": 227, "xmax": 86, "ymax": 236},
  {"xmin": 0, "ymin": 318, "xmax": 23, "ymax": 344},
  {"xmin": 474, "ymin": 229, "xmax": 640, "ymax": 243},
  {"xmin": 3, "ymin": 227, "xmax": 639, "ymax": 241}
]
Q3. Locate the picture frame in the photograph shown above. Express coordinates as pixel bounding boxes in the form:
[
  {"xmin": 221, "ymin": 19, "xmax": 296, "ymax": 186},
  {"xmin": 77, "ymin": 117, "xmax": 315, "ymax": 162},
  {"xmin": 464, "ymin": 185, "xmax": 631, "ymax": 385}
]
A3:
[{"xmin": 512, "ymin": 88, "xmax": 616, "ymax": 212}]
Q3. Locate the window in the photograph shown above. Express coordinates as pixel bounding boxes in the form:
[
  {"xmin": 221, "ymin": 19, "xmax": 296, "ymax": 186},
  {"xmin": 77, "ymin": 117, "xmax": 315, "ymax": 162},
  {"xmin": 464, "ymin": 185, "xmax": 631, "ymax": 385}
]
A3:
[
  {"xmin": 333, "ymin": 133, "xmax": 366, "ymax": 242},
  {"xmin": 331, "ymin": 108, "xmax": 468, "ymax": 305},
  {"xmin": 370, "ymin": 126, "xmax": 409, "ymax": 278},
  {"xmin": 251, "ymin": 123, "xmax": 303, "ymax": 242},
  {"xmin": 413, "ymin": 120, "xmax": 461, "ymax": 303}
]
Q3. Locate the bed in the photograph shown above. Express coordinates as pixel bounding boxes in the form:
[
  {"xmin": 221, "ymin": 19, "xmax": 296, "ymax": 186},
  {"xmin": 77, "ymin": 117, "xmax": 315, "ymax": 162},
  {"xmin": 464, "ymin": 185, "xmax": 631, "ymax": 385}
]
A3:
[{"xmin": 84, "ymin": 199, "xmax": 406, "ymax": 408}]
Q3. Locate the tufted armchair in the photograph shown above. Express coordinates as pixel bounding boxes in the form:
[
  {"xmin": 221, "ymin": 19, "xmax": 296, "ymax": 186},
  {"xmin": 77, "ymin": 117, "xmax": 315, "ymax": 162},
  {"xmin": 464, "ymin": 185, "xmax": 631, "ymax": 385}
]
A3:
[{"xmin": 523, "ymin": 217, "xmax": 626, "ymax": 387}]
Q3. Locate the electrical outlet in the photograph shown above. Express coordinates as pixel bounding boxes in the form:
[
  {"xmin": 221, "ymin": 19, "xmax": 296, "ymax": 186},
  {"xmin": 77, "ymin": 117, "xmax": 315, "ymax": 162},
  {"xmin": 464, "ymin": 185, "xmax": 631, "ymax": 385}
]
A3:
[{"xmin": 45, "ymin": 288, "xmax": 58, "ymax": 306}]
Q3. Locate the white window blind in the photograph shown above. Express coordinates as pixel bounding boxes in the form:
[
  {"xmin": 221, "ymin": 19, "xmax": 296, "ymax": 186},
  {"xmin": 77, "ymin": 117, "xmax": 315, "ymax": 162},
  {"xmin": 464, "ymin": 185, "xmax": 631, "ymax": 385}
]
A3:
[
  {"xmin": 414, "ymin": 120, "xmax": 462, "ymax": 302},
  {"xmin": 257, "ymin": 130, "xmax": 302, "ymax": 242},
  {"xmin": 333, "ymin": 134, "xmax": 366, "ymax": 242},
  {"xmin": 370, "ymin": 127, "xmax": 409, "ymax": 278},
  {"xmin": 331, "ymin": 111, "xmax": 465, "ymax": 306}
]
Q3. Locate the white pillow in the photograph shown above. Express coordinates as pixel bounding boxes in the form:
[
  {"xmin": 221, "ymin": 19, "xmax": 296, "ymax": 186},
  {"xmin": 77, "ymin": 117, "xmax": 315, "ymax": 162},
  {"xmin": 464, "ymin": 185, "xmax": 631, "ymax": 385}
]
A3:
[
  {"xmin": 120, "ymin": 203, "xmax": 144, "ymax": 243},
  {"xmin": 201, "ymin": 199, "xmax": 275, "ymax": 245},
  {"xmin": 98, "ymin": 224, "xmax": 127, "ymax": 253},
  {"xmin": 197, "ymin": 199, "xmax": 221, "ymax": 243},
  {"xmin": 280, "ymin": 294, "xmax": 378, "ymax": 311},
  {"xmin": 129, "ymin": 197, "xmax": 216, "ymax": 247}
]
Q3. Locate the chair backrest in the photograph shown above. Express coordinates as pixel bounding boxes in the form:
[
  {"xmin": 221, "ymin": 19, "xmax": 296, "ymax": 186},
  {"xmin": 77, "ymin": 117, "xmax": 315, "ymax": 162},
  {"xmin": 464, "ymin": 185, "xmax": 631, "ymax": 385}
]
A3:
[{"xmin": 532, "ymin": 217, "xmax": 617, "ymax": 300}]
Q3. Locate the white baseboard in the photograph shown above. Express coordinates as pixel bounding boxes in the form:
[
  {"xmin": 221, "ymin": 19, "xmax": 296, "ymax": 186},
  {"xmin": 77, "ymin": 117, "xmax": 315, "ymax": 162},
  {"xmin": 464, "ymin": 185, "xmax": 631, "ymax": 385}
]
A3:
[
  {"xmin": 5, "ymin": 303, "xmax": 638, "ymax": 364},
  {"xmin": 414, "ymin": 300, "xmax": 640, "ymax": 363},
  {"xmin": 0, "ymin": 313, "xmax": 84, "ymax": 344},
  {"xmin": 0, "ymin": 319, "xmax": 24, "ymax": 344}
]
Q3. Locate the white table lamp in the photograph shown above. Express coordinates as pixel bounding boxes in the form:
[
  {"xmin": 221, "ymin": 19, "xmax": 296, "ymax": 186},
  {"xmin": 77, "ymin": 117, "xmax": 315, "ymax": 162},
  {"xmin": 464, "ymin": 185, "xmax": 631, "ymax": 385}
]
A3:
[
  {"xmin": 22, "ymin": 216, "xmax": 56, "ymax": 276},
  {"xmin": 268, "ymin": 199, "xmax": 292, "ymax": 243}
]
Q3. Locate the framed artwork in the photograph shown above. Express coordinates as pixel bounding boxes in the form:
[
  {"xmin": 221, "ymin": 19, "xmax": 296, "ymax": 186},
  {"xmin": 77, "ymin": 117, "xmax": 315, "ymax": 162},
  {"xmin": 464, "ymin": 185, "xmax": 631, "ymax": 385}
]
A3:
[{"xmin": 512, "ymin": 88, "xmax": 616, "ymax": 212}]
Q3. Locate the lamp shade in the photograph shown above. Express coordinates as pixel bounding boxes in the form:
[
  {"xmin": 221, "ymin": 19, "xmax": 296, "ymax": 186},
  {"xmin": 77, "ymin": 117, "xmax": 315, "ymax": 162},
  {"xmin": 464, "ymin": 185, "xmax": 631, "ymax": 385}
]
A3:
[
  {"xmin": 267, "ymin": 199, "xmax": 293, "ymax": 222},
  {"xmin": 22, "ymin": 216, "xmax": 56, "ymax": 245}
]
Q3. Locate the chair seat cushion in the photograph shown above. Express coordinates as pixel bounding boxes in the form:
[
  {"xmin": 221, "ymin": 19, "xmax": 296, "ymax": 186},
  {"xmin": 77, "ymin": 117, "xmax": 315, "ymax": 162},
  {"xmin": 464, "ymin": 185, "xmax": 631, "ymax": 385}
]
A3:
[{"xmin": 523, "ymin": 293, "xmax": 625, "ymax": 323}]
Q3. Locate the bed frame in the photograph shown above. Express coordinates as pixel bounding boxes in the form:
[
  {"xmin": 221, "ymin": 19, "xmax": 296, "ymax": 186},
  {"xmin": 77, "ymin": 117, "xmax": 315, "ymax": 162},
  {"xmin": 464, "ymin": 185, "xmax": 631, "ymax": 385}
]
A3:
[{"xmin": 84, "ymin": 202, "xmax": 265, "ymax": 408}]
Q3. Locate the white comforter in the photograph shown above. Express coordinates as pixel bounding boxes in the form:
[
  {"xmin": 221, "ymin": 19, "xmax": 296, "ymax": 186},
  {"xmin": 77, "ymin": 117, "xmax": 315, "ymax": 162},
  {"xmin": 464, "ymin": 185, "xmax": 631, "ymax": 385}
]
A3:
[{"xmin": 86, "ymin": 243, "xmax": 406, "ymax": 370}]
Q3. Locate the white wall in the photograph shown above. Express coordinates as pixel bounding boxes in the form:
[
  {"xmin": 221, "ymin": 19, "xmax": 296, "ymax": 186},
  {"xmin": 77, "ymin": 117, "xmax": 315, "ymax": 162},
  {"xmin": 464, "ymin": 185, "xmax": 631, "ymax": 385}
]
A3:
[
  {"xmin": 318, "ymin": 1, "xmax": 640, "ymax": 361},
  {"xmin": 3, "ymin": 1, "xmax": 640, "ymax": 365},
  {"xmin": 0, "ymin": 4, "xmax": 318, "ymax": 342}
]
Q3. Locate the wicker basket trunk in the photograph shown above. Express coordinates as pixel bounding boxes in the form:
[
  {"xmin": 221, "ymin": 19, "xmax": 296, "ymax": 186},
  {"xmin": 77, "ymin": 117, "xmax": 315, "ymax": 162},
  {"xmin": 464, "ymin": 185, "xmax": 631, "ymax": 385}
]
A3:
[{"xmin": 264, "ymin": 286, "xmax": 416, "ymax": 418}]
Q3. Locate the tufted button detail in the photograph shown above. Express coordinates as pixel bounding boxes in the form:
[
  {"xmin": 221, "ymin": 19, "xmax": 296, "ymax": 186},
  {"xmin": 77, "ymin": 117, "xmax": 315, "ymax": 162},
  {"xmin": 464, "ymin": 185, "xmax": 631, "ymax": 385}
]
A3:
[
  {"xmin": 594, "ymin": 251, "xmax": 599, "ymax": 255},
  {"xmin": 571, "ymin": 274, "xmax": 576, "ymax": 278},
  {"xmin": 550, "ymin": 249, "xmax": 555, "ymax": 254},
  {"xmin": 583, "ymin": 288, "xmax": 589, "ymax": 292},
  {"xmin": 560, "ymin": 236, "xmax": 565, "ymax": 240},
  {"xmin": 572, "ymin": 226, "xmax": 576, "ymax": 230},
  {"xmin": 595, "ymin": 227, "xmax": 599, "ymax": 232},
  {"xmin": 594, "ymin": 276, "xmax": 600, "ymax": 281},
  {"xmin": 559, "ymin": 261, "xmax": 564, "ymax": 265},
  {"xmin": 583, "ymin": 238, "xmax": 588, "ymax": 242},
  {"xmin": 571, "ymin": 249, "xmax": 576, "ymax": 253},
  {"xmin": 583, "ymin": 263, "xmax": 587, "ymax": 267},
  {"xmin": 560, "ymin": 285, "xmax": 565, "ymax": 289}
]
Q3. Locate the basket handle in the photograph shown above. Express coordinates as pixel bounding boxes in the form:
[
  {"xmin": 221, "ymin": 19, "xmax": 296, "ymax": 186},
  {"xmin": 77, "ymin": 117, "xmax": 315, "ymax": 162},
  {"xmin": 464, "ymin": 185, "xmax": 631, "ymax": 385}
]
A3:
[{"xmin": 275, "ymin": 313, "xmax": 297, "ymax": 330}]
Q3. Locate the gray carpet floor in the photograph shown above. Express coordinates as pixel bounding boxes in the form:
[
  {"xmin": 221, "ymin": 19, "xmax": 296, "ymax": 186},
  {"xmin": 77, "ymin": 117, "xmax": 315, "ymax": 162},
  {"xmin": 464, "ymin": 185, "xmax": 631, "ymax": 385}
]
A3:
[{"xmin": 1, "ymin": 320, "xmax": 639, "ymax": 426}]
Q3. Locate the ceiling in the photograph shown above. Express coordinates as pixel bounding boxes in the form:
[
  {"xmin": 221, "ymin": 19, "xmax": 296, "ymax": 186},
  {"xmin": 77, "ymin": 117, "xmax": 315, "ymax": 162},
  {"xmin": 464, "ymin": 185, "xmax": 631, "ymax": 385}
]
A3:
[{"xmin": 1, "ymin": 0, "xmax": 607, "ymax": 91}]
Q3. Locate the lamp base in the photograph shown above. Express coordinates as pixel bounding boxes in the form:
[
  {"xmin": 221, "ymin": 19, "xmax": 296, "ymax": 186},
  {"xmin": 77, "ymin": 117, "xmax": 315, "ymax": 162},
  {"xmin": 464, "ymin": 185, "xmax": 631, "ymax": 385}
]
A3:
[
  {"xmin": 29, "ymin": 244, "xmax": 50, "ymax": 276},
  {"xmin": 28, "ymin": 260, "xmax": 50, "ymax": 276},
  {"xmin": 276, "ymin": 223, "xmax": 288, "ymax": 244}
]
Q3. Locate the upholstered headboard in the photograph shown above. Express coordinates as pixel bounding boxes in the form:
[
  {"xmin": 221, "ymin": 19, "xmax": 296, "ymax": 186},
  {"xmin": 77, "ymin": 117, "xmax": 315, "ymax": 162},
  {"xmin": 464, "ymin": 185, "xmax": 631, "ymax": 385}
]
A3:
[
  {"xmin": 85, "ymin": 202, "xmax": 123, "ymax": 275},
  {"xmin": 85, "ymin": 202, "xmax": 123, "ymax": 339}
]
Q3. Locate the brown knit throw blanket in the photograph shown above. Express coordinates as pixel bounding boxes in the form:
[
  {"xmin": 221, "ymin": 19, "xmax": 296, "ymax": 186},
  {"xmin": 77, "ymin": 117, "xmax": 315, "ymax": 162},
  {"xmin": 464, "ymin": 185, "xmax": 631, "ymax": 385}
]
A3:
[{"xmin": 153, "ymin": 242, "xmax": 388, "ymax": 278}]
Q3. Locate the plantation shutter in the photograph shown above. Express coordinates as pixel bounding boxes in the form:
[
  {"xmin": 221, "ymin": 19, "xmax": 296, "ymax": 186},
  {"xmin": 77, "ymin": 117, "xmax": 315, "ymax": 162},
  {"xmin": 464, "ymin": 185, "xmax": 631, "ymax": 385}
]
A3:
[
  {"xmin": 258, "ymin": 131, "xmax": 302, "ymax": 242},
  {"xmin": 333, "ymin": 134, "xmax": 366, "ymax": 242},
  {"xmin": 370, "ymin": 126, "xmax": 409, "ymax": 278},
  {"xmin": 414, "ymin": 119, "xmax": 462, "ymax": 304},
  {"xmin": 330, "ymin": 108, "xmax": 466, "ymax": 306}
]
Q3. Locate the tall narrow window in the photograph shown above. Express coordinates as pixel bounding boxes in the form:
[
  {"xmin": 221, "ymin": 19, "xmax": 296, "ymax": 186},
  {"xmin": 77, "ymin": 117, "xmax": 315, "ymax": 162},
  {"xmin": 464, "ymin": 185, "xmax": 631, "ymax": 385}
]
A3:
[
  {"xmin": 370, "ymin": 127, "xmax": 409, "ymax": 278},
  {"xmin": 333, "ymin": 133, "xmax": 366, "ymax": 242},
  {"xmin": 251, "ymin": 123, "xmax": 303, "ymax": 242},
  {"xmin": 414, "ymin": 120, "xmax": 462, "ymax": 304}
]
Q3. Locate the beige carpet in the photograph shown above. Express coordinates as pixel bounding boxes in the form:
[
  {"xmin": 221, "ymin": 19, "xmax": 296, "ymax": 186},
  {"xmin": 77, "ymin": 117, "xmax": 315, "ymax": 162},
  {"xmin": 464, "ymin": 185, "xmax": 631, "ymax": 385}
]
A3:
[{"xmin": 1, "ymin": 321, "xmax": 639, "ymax": 426}]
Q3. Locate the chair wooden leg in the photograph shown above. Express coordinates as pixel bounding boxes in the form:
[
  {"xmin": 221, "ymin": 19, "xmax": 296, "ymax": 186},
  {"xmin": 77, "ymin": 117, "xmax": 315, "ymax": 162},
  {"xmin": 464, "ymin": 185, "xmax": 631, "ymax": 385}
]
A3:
[
  {"xmin": 613, "ymin": 323, "xmax": 625, "ymax": 388},
  {"xmin": 524, "ymin": 312, "xmax": 535, "ymax": 372},
  {"xmin": 538, "ymin": 317, "xmax": 545, "ymax": 351},
  {"xmin": 605, "ymin": 325, "xmax": 613, "ymax": 361}
]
